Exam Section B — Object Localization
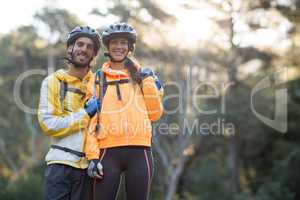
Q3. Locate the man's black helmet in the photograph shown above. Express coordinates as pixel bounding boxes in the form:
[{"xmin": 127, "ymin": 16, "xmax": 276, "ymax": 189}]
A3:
[
  {"xmin": 67, "ymin": 26, "xmax": 101, "ymax": 53},
  {"xmin": 102, "ymin": 22, "xmax": 137, "ymax": 51}
]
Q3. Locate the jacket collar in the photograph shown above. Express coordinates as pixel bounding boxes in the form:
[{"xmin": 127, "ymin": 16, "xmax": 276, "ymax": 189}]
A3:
[
  {"xmin": 102, "ymin": 61, "xmax": 129, "ymax": 79},
  {"xmin": 101, "ymin": 60, "xmax": 141, "ymax": 79},
  {"xmin": 55, "ymin": 69, "xmax": 93, "ymax": 83}
]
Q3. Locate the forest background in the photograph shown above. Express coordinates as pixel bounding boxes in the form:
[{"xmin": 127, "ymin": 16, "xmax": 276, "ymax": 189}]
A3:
[{"xmin": 1, "ymin": 0, "xmax": 300, "ymax": 199}]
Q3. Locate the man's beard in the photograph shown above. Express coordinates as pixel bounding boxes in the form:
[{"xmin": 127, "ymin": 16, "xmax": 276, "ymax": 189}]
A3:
[
  {"xmin": 72, "ymin": 59, "xmax": 90, "ymax": 68},
  {"xmin": 70, "ymin": 52, "xmax": 92, "ymax": 68}
]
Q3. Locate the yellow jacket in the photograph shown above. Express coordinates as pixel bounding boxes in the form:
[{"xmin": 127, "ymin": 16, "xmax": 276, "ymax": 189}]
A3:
[
  {"xmin": 38, "ymin": 69, "xmax": 91, "ymax": 168},
  {"xmin": 85, "ymin": 61, "xmax": 163, "ymax": 160}
]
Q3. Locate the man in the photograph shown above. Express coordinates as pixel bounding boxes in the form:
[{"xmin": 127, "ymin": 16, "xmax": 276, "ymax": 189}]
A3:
[{"xmin": 38, "ymin": 26, "xmax": 101, "ymax": 200}]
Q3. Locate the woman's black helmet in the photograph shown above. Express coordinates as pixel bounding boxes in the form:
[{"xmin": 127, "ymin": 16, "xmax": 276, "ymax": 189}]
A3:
[{"xmin": 102, "ymin": 22, "xmax": 137, "ymax": 51}]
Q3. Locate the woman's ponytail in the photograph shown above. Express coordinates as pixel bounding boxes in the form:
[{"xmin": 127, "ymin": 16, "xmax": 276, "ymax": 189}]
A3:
[{"xmin": 124, "ymin": 57, "xmax": 142, "ymax": 84}]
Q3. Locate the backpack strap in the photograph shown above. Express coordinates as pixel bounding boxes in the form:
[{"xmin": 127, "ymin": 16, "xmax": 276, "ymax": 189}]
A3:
[
  {"xmin": 67, "ymin": 88, "xmax": 85, "ymax": 96},
  {"xmin": 94, "ymin": 71, "xmax": 108, "ymax": 102},
  {"xmin": 59, "ymin": 79, "xmax": 85, "ymax": 112},
  {"xmin": 59, "ymin": 80, "xmax": 68, "ymax": 112},
  {"xmin": 94, "ymin": 69, "xmax": 107, "ymax": 134},
  {"xmin": 106, "ymin": 79, "xmax": 130, "ymax": 100},
  {"xmin": 51, "ymin": 145, "xmax": 85, "ymax": 157}
]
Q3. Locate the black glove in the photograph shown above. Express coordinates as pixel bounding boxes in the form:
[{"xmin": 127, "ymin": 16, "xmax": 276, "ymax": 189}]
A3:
[{"xmin": 87, "ymin": 159, "xmax": 103, "ymax": 179}]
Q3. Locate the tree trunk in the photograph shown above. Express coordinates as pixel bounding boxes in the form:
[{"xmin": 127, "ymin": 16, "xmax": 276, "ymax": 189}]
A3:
[
  {"xmin": 227, "ymin": 134, "xmax": 240, "ymax": 193},
  {"xmin": 226, "ymin": 0, "xmax": 241, "ymax": 194},
  {"xmin": 165, "ymin": 142, "xmax": 190, "ymax": 200}
]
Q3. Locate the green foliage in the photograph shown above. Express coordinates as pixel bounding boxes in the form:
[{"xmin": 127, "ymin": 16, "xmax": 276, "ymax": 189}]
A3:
[
  {"xmin": 0, "ymin": 170, "xmax": 44, "ymax": 200},
  {"xmin": 180, "ymin": 157, "xmax": 229, "ymax": 200}
]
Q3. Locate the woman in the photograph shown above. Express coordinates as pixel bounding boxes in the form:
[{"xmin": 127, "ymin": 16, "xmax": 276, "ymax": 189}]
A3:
[{"xmin": 85, "ymin": 22, "xmax": 164, "ymax": 200}]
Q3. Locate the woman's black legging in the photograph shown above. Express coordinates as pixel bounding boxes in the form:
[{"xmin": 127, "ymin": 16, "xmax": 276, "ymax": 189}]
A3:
[{"xmin": 92, "ymin": 146, "xmax": 154, "ymax": 200}]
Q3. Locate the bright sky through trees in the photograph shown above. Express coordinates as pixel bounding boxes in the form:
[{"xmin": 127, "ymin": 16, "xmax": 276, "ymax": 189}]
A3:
[{"xmin": 0, "ymin": 0, "xmax": 292, "ymax": 51}]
